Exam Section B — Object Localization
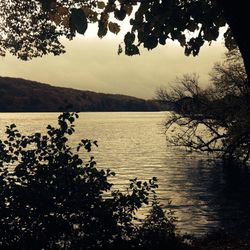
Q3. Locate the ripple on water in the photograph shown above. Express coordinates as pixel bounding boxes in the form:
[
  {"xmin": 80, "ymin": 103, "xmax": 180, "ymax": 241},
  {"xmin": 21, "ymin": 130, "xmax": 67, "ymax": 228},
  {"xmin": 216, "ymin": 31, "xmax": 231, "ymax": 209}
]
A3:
[{"xmin": 0, "ymin": 112, "xmax": 249, "ymax": 236}]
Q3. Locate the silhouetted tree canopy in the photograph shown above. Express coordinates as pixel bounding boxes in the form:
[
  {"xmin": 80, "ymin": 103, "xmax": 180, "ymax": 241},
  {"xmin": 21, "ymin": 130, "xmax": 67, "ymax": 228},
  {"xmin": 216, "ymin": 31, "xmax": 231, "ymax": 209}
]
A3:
[{"xmin": 1, "ymin": 0, "xmax": 250, "ymax": 83}]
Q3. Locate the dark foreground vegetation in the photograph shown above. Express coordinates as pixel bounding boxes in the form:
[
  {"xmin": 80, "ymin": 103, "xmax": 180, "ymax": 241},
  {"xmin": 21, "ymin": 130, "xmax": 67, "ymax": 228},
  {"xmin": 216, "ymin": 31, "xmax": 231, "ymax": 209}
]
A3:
[
  {"xmin": 0, "ymin": 112, "xmax": 184, "ymax": 250},
  {"xmin": 0, "ymin": 77, "xmax": 167, "ymax": 112},
  {"xmin": 0, "ymin": 112, "xmax": 249, "ymax": 249},
  {"xmin": 192, "ymin": 231, "xmax": 250, "ymax": 250}
]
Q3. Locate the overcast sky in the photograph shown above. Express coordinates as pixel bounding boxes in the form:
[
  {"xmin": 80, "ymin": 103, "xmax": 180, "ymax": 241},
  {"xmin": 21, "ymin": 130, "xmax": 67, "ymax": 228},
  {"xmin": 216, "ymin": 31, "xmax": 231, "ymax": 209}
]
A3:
[{"xmin": 0, "ymin": 30, "xmax": 226, "ymax": 99}]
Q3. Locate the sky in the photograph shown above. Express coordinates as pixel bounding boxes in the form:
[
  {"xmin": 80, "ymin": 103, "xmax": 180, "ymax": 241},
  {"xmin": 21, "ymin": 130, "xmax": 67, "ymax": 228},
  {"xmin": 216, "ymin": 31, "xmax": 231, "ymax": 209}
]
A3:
[{"xmin": 0, "ymin": 27, "xmax": 226, "ymax": 99}]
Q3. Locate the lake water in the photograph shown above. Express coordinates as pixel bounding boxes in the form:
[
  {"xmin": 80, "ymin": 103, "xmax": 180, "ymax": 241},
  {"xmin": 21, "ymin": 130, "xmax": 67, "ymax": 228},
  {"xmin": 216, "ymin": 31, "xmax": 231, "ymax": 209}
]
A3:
[{"xmin": 0, "ymin": 112, "xmax": 249, "ymax": 236}]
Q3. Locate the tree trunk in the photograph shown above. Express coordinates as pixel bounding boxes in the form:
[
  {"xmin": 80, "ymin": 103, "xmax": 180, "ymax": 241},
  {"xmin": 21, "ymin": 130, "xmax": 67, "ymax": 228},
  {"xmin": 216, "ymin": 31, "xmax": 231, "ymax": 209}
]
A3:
[{"xmin": 216, "ymin": 1, "xmax": 250, "ymax": 91}]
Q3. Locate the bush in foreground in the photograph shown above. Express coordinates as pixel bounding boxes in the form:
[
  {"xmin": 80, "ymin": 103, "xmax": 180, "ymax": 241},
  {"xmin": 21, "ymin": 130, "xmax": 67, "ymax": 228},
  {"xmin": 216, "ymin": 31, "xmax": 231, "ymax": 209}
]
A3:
[{"xmin": 0, "ymin": 112, "xmax": 182, "ymax": 249}]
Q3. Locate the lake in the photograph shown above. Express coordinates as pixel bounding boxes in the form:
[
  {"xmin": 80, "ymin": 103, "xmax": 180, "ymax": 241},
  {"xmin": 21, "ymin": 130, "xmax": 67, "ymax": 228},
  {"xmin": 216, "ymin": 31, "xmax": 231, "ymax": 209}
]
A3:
[{"xmin": 0, "ymin": 112, "xmax": 249, "ymax": 236}]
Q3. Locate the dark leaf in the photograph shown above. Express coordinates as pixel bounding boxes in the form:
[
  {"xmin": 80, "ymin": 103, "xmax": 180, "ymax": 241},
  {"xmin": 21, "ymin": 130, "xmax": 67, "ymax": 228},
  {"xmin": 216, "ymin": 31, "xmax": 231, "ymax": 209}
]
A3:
[
  {"xmin": 143, "ymin": 35, "xmax": 158, "ymax": 50},
  {"xmin": 69, "ymin": 8, "xmax": 88, "ymax": 35}
]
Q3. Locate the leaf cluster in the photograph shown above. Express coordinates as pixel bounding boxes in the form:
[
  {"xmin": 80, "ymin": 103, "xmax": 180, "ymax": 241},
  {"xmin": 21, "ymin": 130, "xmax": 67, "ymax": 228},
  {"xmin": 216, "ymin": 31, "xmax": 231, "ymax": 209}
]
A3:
[
  {"xmin": 123, "ymin": 0, "xmax": 230, "ymax": 56},
  {"xmin": 0, "ymin": 0, "xmax": 233, "ymax": 60}
]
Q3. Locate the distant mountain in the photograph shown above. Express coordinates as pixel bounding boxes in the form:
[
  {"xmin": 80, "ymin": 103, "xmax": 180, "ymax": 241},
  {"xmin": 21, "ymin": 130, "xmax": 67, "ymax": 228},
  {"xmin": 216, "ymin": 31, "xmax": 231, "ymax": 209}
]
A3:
[{"xmin": 0, "ymin": 76, "xmax": 167, "ymax": 112}]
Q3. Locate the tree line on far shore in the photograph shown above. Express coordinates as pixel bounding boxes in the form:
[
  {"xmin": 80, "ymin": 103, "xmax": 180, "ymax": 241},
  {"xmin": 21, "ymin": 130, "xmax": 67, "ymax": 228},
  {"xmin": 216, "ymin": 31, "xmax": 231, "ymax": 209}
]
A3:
[{"xmin": 0, "ymin": 77, "xmax": 167, "ymax": 112}]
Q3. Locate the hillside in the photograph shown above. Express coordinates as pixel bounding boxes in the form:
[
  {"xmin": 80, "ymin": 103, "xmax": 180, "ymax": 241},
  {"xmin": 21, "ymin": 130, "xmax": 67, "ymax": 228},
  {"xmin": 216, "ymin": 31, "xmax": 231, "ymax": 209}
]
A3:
[{"xmin": 0, "ymin": 77, "xmax": 165, "ymax": 112}]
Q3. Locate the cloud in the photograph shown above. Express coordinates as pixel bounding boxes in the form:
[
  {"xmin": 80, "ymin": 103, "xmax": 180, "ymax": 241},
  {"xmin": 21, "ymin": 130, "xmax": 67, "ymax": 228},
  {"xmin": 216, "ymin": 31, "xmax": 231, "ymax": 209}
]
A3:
[{"xmin": 0, "ymin": 37, "xmax": 226, "ymax": 99}]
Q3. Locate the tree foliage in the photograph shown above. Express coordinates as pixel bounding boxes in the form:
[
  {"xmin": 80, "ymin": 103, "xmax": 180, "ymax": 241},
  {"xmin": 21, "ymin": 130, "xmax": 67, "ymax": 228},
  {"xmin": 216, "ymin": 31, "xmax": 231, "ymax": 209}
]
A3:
[
  {"xmin": 2, "ymin": 0, "xmax": 250, "ymax": 91},
  {"xmin": 0, "ymin": 112, "xmax": 180, "ymax": 249},
  {"xmin": 156, "ymin": 49, "xmax": 250, "ymax": 165},
  {"xmin": 0, "ymin": 0, "xmax": 235, "ymax": 60}
]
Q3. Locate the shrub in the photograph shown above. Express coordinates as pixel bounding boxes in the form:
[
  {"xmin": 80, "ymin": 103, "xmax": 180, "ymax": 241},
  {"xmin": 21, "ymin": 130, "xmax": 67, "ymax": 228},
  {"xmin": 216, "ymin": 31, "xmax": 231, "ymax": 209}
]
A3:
[{"xmin": 0, "ymin": 112, "xmax": 177, "ymax": 249}]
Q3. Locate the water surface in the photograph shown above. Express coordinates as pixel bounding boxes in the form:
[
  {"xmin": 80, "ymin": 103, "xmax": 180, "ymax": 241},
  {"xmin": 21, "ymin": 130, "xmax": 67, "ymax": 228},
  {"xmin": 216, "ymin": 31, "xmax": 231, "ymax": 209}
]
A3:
[{"xmin": 0, "ymin": 112, "xmax": 249, "ymax": 235}]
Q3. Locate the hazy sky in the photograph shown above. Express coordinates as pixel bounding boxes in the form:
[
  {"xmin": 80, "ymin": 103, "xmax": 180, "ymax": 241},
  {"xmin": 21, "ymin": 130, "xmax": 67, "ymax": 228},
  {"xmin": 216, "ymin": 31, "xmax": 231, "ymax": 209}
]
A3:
[{"xmin": 0, "ymin": 30, "xmax": 226, "ymax": 99}]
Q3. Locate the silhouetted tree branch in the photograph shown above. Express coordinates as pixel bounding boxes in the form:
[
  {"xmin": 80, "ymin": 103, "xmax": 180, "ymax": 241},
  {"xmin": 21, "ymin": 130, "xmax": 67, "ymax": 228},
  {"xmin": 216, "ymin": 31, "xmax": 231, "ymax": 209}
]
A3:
[{"xmin": 157, "ymin": 49, "xmax": 250, "ymax": 164}]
